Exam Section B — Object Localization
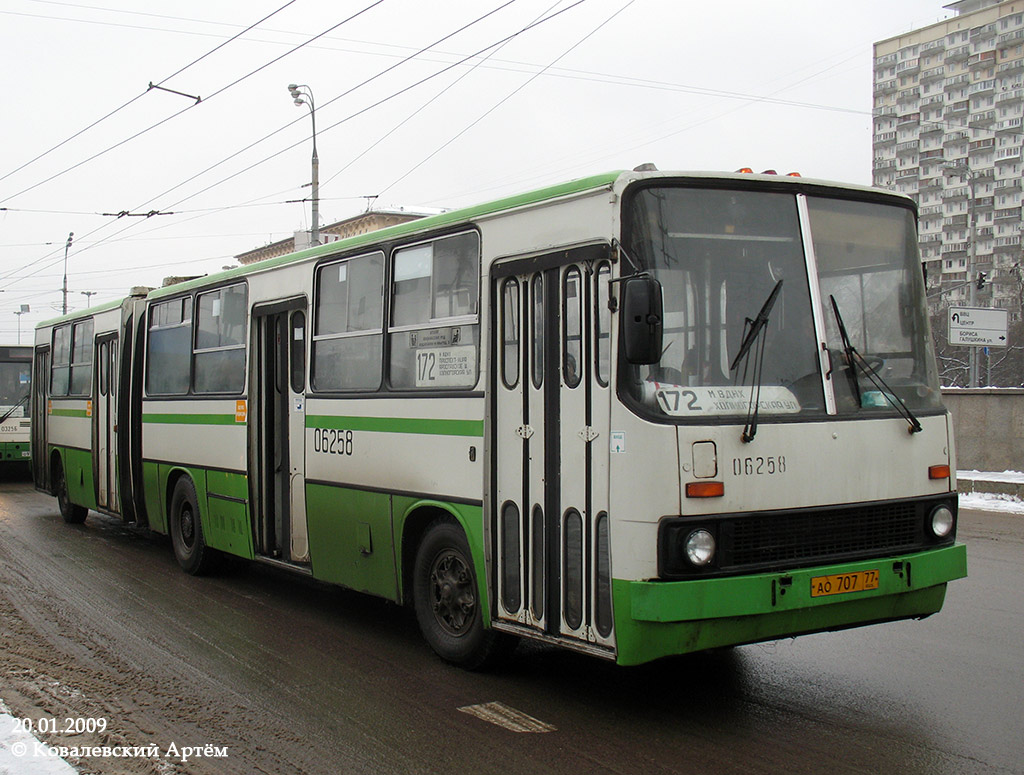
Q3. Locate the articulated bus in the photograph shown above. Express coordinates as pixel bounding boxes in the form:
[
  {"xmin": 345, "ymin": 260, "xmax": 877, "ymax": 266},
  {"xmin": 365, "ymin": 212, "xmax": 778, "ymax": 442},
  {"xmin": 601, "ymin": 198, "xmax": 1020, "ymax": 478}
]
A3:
[
  {"xmin": 33, "ymin": 169, "xmax": 967, "ymax": 667},
  {"xmin": 1, "ymin": 345, "xmax": 32, "ymax": 466}
]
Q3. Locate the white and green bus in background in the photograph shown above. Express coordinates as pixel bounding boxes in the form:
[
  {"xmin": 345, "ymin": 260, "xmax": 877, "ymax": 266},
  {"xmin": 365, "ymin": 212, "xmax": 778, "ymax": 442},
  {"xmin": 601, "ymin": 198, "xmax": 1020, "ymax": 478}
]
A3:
[
  {"xmin": 0, "ymin": 345, "xmax": 32, "ymax": 467},
  {"xmin": 33, "ymin": 168, "xmax": 967, "ymax": 667}
]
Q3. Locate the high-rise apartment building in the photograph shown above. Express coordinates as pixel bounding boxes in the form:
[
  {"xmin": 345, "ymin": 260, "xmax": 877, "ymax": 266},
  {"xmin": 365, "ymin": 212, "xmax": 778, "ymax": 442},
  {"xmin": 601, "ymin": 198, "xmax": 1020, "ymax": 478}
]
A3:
[{"xmin": 873, "ymin": 0, "xmax": 1024, "ymax": 317}]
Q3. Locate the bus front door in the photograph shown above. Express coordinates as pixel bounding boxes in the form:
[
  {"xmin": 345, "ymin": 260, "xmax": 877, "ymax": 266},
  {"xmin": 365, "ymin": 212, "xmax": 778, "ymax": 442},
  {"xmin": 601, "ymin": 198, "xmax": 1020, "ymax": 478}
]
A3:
[
  {"xmin": 251, "ymin": 303, "xmax": 309, "ymax": 566},
  {"xmin": 94, "ymin": 334, "xmax": 118, "ymax": 513},
  {"xmin": 492, "ymin": 247, "xmax": 616, "ymax": 652},
  {"xmin": 31, "ymin": 346, "xmax": 50, "ymax": 491}
]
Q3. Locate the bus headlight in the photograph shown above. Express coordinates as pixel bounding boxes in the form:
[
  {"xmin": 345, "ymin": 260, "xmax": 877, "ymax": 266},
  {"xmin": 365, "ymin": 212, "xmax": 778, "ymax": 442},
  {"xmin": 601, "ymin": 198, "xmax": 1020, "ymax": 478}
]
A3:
[
  {"xmin": 685, "ymin": 529, "xmax": 716, "ymax": 566},
  {"xmin": 928, "ymin": 506, "xmax": 955, "ymax": 539}
]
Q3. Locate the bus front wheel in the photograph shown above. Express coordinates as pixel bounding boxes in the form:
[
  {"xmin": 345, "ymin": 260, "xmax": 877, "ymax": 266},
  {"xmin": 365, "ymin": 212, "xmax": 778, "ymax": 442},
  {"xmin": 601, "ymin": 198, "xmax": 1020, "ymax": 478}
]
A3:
[
  {"xmin": 412, "ymin": 519, "xmax": 512, "ymax": 669},
  {"xmin": 55, "ymin": 459, "xmax": 87, "ymax": 524},
  {"xmin": 169, "ymin": 477, "xmax": 219, "ymax": 575}
]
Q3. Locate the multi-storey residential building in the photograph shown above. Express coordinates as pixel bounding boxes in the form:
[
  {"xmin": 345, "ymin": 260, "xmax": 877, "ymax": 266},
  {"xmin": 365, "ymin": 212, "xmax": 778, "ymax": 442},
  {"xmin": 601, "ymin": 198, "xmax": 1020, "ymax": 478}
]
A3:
[
  {"xmin": 235, "ymin": 209, "xmax": 428, "ymax": 265},
  {"xmin": 874, "ymin": 0, "xmax": 1024, "ymax": 318}
]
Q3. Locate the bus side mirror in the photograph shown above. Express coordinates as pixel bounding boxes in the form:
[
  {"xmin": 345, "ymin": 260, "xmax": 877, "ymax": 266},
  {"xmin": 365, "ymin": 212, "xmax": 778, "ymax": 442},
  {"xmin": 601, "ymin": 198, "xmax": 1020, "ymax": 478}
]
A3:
[{"xmin": 621, "ymin": 276, "xmax": 664, "ymax": 365}]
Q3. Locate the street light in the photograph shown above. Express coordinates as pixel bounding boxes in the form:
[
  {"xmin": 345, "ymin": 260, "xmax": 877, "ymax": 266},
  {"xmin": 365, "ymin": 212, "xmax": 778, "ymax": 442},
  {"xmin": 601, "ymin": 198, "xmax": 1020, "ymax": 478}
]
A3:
[
  {"xmin": 80, "ymin": 290, "xmax": 97, "ymax": 307},
  {"xmin": 13, "ymin": 304, "xmax": 29, "ymax": 345},
  {"xmin": 62, "ymin": 231, "xmax": 73, "ymax": 315},
  {"xmin": 287, "ymin": 83, "xmax": 320, "ymax": 247}
]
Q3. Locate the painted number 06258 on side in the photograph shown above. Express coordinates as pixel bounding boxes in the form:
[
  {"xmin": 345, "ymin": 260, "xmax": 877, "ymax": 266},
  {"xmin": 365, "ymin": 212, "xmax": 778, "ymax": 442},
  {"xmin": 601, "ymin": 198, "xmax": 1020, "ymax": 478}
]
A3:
[
  {"xmin": 312, "ymin": 428, "xmax": 354, "ymax": 456},
  {"xmin": 732, "ymin": 456, "xmax": 786, "ymax": 476}
]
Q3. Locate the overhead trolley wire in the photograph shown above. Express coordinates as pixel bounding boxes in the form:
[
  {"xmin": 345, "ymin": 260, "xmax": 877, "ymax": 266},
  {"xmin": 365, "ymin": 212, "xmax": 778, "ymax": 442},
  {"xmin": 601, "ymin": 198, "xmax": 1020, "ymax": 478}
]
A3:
[
  {"xmin": 0, "ymin": 0, "xmax": 383, "ymax": 207},
  {"xmin": 378, "ymin": 0, "xmax": 635, "ymax": 199},
  {"xmin": 7, "ymin": 0, "xmax": 588, "ymax": 294},
  {"xmin": 0, "ymin": 0, "xmax": 388, "ymax": 289},
  {"xmin": 0, "ymin": 0, "xmax": 298, "ymax": 191},
  {"xmin": 124, "ymin": 0, "xmax": 588, "ymax": 224},
  {"xmin": 21, "ymin": 0, "xmax": 537, "ymax": 260}
]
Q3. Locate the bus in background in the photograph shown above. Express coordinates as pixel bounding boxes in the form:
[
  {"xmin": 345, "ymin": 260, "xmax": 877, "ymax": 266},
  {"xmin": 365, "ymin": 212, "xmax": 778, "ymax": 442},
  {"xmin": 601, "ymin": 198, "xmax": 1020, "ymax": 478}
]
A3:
[
  {"xmin": 0, "ymin": 345, "xmax": 32, "ymax": 467},
  {"xmin": 33, "ymin": 169, "xmax": 967, "ymax": 668}
]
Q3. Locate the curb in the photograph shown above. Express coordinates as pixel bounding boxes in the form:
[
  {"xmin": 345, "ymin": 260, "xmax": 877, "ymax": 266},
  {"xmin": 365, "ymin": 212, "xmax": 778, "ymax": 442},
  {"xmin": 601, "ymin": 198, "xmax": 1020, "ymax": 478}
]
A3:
[{"xmin": 957, "ymin": 478, "xmax": 1024, "ymax": 499}]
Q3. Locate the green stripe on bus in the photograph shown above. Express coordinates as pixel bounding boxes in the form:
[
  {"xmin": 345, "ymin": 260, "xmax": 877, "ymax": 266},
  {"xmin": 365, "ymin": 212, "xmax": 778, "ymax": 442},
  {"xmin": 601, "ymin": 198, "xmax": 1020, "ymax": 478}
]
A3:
[
  {"xmin": 306, "ymin": 414, "xmax": 483, "ymax": 437},
  {"xmin": 142, "ymin": 413, "xmax": 241, "ymax": 425},
  {"xmin": 49, "ymin": 408, "xmax": 89, "ymax": 418}
]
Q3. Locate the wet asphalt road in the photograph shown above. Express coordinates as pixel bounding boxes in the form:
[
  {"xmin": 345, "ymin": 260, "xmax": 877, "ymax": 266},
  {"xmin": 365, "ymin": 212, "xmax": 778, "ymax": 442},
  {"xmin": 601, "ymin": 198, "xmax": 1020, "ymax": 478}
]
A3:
[{"xmin": 1, "ymin": 471, "xmax": 1021, "ymax": 775}]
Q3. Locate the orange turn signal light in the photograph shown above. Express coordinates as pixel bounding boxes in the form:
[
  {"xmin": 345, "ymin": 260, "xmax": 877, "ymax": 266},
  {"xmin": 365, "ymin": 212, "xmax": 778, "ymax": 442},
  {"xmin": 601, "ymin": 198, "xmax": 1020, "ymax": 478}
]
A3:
[
  {"xmin": 686, "ymin": 481, "xmax": 725, "ymax": 498},
  {"xmin": 929, "ymin": 465, "xmax": 951, "ymax": 480}
]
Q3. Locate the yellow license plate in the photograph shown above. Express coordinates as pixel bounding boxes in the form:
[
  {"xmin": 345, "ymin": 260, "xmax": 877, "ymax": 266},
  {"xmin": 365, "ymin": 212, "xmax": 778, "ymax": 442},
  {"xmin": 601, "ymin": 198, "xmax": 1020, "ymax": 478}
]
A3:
[{"xmin": 810, "ymin": 569, "xmax": 880, "ymax": 598}]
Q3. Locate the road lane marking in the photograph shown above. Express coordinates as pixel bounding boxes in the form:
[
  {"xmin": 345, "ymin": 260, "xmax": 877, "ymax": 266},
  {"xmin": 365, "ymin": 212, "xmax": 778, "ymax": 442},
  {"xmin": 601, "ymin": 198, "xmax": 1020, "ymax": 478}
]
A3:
[{"xmin": 457, "ymin": 701, "xmax": 556, "ymax": 733}]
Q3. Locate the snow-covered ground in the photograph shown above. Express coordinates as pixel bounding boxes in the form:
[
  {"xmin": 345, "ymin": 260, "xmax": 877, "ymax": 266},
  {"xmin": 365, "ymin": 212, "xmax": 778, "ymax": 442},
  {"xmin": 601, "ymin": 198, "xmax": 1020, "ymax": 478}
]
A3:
[
  {"xmin": 0, "ymin": 701, "xmax": 77, "ymax": 775},
  {"xmin": 958, "ymin": 470, "xmax": 1024, "ymax": 514},
  {"xmin": 959, "ymin": 491, "xmax": 1024, "ymax": 513}
]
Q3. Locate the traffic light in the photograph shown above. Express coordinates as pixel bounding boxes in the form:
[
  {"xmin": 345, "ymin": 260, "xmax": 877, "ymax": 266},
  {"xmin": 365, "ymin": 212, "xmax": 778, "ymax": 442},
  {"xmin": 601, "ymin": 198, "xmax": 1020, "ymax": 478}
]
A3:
[{"xmin": 977, "ymin": 272, "xmax": 987, "ymax": 290}]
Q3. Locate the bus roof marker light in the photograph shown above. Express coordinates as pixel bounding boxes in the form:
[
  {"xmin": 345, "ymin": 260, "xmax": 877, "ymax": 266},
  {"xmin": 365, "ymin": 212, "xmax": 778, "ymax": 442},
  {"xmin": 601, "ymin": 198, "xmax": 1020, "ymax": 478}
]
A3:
[{"xmin": 685, "ymin": 481, "xmax": 724, "ymax": 498}]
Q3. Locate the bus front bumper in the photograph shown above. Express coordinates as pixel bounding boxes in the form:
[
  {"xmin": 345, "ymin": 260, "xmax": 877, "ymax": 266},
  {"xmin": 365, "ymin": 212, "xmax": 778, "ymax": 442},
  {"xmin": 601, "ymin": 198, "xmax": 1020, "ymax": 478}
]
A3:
[
  {"xmin": 1, "ymin": 441, "xmax": 30, "ymax": 461},
  {"xmin": 612, "ymin": 543, "xmax": 967, "ymax": 666}
]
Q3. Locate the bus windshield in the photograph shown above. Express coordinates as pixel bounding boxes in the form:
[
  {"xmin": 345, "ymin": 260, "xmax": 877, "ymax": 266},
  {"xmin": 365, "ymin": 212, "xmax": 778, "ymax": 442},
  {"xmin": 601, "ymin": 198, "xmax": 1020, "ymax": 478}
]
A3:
[
  {"xmin": 623, "ymin": 185, "xmax": 941, "ymax": 422},
  {"xmin": 0, "ymin": 359, "xmax": 31, "ymax": 415}
]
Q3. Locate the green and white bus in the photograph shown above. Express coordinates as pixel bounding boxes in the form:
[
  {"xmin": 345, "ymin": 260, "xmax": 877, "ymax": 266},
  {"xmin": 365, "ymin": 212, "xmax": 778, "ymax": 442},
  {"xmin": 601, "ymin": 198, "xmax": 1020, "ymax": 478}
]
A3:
[
  {"xmin": 33, "ymin": 169, "xmax": 967, "ymax": 667},
  {"xmin": 0, "ymin": 345, "xmax": 32, "ymax": 466}
]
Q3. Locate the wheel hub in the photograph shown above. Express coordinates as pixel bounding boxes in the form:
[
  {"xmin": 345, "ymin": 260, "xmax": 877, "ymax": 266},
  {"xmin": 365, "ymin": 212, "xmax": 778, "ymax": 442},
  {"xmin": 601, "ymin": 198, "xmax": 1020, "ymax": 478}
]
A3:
[{"xmin": 430, "ymin": 550, "xmax": 475, "ymax": 635}]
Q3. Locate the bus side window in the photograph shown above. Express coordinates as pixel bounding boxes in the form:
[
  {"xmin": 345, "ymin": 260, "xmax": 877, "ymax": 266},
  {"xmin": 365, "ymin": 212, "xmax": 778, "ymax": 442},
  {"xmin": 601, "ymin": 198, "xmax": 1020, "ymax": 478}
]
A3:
[
  {"xmin": 69, "ymin": 318, "xmax": 94, "ymax": 397},
  {"xmin": 312, "ymin": 252, "xmax": 384, "ymax": 392},
  {"xmin": 388, "ymin": 232, "xmax": 480, "ymax": 390},
  {"xmin": 291, "ymin": 310, "xmax": 306, "ymax": 394},
  {"xmin": 194, "ymin": 284, "xmax": 247, "ymax": 394},
  {"xmin": 595, "ymin": 263, "xmax": 611, "ymax": 386},
  {"xmin": 147, "ymin": 297, "xmax": 192, "ymax": 395},
  {"xmin": 501, "ymin": 278, "xmax": 520, "ymax": 389},
  {"xmin": 51, "ymin": 324, "xmax": 71, "ymax": 396}
]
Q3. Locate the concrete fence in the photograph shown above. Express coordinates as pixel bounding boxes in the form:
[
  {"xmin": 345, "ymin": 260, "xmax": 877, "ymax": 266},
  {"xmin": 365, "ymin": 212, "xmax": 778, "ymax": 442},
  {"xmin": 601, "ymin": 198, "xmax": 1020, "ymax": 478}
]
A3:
[{"xmin": 942, "ymin": 388, "xmax": 1024, "ymax": 473}]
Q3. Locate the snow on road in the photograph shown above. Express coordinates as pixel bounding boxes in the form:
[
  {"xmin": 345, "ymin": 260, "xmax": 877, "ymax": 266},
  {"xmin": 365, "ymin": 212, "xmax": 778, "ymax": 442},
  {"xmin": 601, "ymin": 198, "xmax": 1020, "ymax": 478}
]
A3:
[{"xmin": 0, "ymin": 701, "xmax": 77, "ymax": 775}]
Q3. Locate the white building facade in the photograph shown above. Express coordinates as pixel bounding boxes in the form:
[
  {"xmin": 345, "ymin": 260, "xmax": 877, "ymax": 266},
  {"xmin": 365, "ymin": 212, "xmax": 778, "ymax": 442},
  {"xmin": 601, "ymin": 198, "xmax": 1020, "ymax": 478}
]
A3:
[{"xmin": 874, "ymin": 0, "xmax": 1024, "ymax": 317}]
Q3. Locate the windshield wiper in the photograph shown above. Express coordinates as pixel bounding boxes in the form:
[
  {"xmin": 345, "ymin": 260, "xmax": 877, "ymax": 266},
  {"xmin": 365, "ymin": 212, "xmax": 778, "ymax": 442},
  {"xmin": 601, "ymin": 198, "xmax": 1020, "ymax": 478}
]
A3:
[
  {"xmin": 0, "ymin": 395, "xmax": 28, "ymax": 425},
  {"xmin": 730, "ymin": 279, "xmax": 783, "ymax": 443},
  {"xmin": 730, "ymin": 279, "xmax": 783, "ymax": 372},
  {"xmin": 829, "ymin": 295, "xmax": 922, "ymax": 435}
]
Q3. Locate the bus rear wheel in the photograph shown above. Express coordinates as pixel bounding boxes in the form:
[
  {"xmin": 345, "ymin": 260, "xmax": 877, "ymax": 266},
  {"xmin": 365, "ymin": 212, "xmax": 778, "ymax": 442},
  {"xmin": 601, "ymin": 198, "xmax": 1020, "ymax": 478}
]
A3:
[
  {"xmin": 54, "ymin": 459, "xmax": 87, "ymax": 524},
  {"xmin": 412, "ymin": 519, "xmax": 512, "ymax": 669},
  {"xmin": 169, "ymin": 477, "xmax": 219, "ymax": 575}
]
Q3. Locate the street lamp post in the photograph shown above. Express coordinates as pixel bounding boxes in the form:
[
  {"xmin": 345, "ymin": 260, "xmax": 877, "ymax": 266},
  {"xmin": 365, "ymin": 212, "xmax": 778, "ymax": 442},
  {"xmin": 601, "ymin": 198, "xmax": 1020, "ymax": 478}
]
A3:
[
  {"xmin": 80, "ymin": 290, "xmax": 97, "ymax": 307},
  {"xmin": 287, "ymin": 83, "xmax": 320, "ymax": 247},
  {"xmin": 62, "ymin": 231, "xmax": 73, "ymax": 316},
  {"xmin": 13, "ymin": 304, "xmax": 29, "ymax": 345}
]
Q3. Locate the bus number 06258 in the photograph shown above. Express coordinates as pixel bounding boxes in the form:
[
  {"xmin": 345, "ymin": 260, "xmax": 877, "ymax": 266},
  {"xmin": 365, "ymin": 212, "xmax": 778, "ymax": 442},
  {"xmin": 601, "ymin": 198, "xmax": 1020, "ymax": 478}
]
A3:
[
  {"xmin": 313, "ymin": 428, "xmax": 354, "ymax": 456},
  {"xmin": 732, "ymin": 455, "xmax": 786, "ymax": 476}
]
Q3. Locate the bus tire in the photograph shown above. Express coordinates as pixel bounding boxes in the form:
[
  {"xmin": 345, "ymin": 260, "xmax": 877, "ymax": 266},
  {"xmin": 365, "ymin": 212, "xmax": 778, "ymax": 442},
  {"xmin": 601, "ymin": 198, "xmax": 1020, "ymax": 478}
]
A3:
[
  {"xmin": 55, "ymin": 458, "xmax": 87, "ymax": 524},
  {"xmin": 169, "ymin": 477, "xmax": 219, "ymax": 575},
  {"xmin": 412, "ymin": 519, "xmax": 512, "ymax": 669}
]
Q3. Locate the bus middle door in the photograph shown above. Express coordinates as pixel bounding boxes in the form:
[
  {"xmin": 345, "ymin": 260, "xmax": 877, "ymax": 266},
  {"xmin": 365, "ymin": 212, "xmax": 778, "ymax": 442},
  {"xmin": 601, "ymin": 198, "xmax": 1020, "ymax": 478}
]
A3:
[
  {"xmin": 251, "ymin": 301, "xmax": 309, "ymax": 566},
  {"xmin": 492, "ymin": 246, "xmax": 615, "ymax": 653}
]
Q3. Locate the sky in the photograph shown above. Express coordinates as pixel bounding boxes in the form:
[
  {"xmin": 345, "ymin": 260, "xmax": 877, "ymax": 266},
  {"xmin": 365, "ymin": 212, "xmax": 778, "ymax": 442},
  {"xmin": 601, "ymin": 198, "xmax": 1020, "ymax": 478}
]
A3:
[{"xmin": 0, "ymin": 0, "xmax": 957, "ymax": 342}]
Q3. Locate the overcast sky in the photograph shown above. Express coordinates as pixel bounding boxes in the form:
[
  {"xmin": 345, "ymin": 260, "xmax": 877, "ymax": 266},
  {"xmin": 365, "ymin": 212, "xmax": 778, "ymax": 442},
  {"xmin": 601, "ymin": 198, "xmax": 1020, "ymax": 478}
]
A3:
[{"xmin": 0, "ymin": 0, "xmax": 953, "ymax": 341}]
